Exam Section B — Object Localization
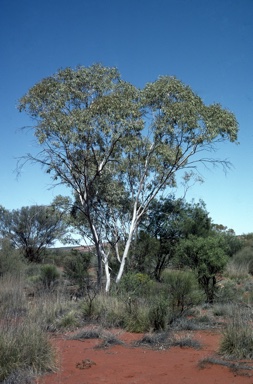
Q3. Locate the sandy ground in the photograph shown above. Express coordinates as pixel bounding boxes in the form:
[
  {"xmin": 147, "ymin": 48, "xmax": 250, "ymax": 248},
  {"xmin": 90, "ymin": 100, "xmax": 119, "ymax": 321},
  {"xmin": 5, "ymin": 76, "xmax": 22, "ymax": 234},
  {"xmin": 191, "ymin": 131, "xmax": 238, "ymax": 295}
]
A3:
[{"xmin": 38, "ymin": 329, "xmax": 253, "ymax": 384}]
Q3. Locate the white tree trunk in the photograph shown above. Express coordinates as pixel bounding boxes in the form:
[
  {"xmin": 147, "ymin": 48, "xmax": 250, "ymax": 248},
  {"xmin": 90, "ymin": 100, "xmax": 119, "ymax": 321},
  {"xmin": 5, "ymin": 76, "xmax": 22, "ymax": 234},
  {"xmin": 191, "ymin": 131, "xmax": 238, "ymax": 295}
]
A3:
[
  {"xmin": 103, "ymin": 251, "xmax": 111, "ymax": 292},
  {"xmin": 116, "ymin": 207, "xmax": 137, "ymax": 284}
]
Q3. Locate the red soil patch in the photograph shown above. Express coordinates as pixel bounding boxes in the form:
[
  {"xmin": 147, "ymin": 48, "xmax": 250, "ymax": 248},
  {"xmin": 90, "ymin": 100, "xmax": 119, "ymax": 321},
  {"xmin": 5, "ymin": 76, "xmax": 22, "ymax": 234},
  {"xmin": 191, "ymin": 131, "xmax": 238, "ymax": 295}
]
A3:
[{"xmin": 38, "ymin": 329, "xmax": 253, "ymax": 384}]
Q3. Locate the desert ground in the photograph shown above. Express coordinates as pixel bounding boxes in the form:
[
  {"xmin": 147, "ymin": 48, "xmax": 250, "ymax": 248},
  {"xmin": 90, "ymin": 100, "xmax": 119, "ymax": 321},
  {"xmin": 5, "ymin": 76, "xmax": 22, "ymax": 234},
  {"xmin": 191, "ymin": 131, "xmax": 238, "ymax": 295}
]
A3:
[{"xmin": 38, "ymin": 328, "xmax": 253, "ymax": 384}]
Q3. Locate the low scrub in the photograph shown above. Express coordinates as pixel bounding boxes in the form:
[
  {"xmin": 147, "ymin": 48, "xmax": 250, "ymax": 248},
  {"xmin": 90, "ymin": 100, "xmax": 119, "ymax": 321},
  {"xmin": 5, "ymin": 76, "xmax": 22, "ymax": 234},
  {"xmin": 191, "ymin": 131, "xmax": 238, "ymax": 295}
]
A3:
[
  {"xmin": 0, "ymin": 274, "xmax": 27, "ymax": 320},
  {"xmin": 40, "ymin": 264, "xmax": 60, "ymax": 290},
  {"xmin": 225, "ymin": 246, "xmax": 253, "ymax": 279},
  {"xmin": 29, "ymin": 291, "xmax": 79, "ymax": 332},
  {"xmin": 148, "ymin": 297, "xmax": 168, "ymax": 331},
  {"xmin": 0, "ymin": 239, "xmax": 26, "ymax": 277},
  {"xmin": 0, "ymin": 319, "xmax": 56, "ymax": 382},
  {"xmin": 162, "ymin": 270, "xmax": 204, "ymax": 323},
  {"xmin": 219, "ymin": 306, "xmax": 253, "ymax": 359}
]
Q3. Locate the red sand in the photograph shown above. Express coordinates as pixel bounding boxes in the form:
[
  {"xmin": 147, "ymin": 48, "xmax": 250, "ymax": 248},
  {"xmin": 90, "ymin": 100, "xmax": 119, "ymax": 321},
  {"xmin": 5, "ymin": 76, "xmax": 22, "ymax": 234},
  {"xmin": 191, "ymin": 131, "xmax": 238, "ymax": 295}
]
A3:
[{"xmin": 38, "ymin": 330, "xmax": 253, "ymax": 384}]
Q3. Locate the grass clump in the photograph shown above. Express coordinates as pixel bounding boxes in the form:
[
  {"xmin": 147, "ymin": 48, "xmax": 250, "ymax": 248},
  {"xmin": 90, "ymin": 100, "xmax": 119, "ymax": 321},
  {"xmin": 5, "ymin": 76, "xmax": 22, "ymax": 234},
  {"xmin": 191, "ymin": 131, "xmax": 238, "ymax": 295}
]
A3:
[
  {"xmin": 0, "ymin": 320, "xmax": 56, "ymax": 382},
  {"xmin": 1, "ymin": 369, "xmax": 35, "ymax": 384},
  {"xmin": 133, "ymin": 332, "xmax": 202, "ymax": 350},
  {"xmin": 133, "ymin": 332, "xmax": 169, "ymax": 349},
  {"xmin": 148, "ymin": 297, "xmax": 168, "ymax": 331},
  {"xmin": 123, "ymin": 305, "xmax": 150, "ymax": 333},
  {"xmin": 219, "ymin": 306, "xmax": 253, "ymax": 359},
  {"xmin": 70, "ymin": 328, "xmax": 101, "ymax": 340},
  {"xmin": 40, "ymin": 264, "xmax": 60, "ymax": 290},
  {"xmin": 95, "ymin": 334, "xmax": 124, "ymax": 349},
  {"xmin": 0, "ymin": 274, "xmax": 27, "ymax": 320},
  {"xmin": 171, "ymin": 335, "xmax": 202, "ymax": 349},
  {"xmin": 199, "ymin": 357, "xmax": 253, "ymax": 376}
]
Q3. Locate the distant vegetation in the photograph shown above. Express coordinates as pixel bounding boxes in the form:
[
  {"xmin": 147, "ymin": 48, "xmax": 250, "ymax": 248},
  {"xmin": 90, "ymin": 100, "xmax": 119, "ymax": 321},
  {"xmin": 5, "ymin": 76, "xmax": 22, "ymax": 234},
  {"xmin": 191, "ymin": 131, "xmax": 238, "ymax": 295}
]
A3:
[{"xmin": 1, "ymin": 199, "xmax": 253, "ymax": 380}]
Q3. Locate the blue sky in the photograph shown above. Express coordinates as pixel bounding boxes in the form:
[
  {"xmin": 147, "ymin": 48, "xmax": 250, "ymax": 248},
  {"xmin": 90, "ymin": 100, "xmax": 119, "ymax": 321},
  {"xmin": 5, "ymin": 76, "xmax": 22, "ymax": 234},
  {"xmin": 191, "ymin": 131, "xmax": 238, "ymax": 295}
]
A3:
[{"xmin": 1, "ymin": 0, "xmax": 253, "ymax": 235}]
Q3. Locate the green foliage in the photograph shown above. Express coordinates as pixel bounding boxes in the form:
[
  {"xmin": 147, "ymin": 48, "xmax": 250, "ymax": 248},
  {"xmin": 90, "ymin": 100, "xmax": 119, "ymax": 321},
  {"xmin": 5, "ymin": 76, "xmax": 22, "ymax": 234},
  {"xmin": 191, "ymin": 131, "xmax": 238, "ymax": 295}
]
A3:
[
  {"xmin": 214, "ymin": 280, "xmax": 243, "ymax": 304},
  {"xmin": 174, "ymin": 235, "xmax": 229, "ymax": 302},
  {"xmin": 40, "ymin": 264, "xmax": 60, "ymax": 289},
  {"xmin": 118, "ymin": 272, "xmax": 154, "ymax": 297},
  {"xmin": 19, "ymin": 63, "xmax": 239, "ymax": 290},
  {"xmin": 63, "ymin": 249, "xmax": 92, "ymax": 292},
  {"xmin": 0, "ymin": 204, "xmax": 67, "ymax": 263},
  {"xmin": 57, "ymin": 310, "xmax": 78, "ymax": 329},
  {"xmin": 148, "ymin": 297, "xmax": 168, "ymax": 331},
  {"xmin": 138, "ymin": 198, "xmax": 213, "ymax": 281},
  {"xmin": 123, "ymin": 303, "xmax": 151, "ymax": 333},
  {"xmin": 162, "ymin": 270, "xmax": 204, "ymax": 320},
  {"xmin": 129, "ymin": 231, "xmax": 160, "ymax": 275}
]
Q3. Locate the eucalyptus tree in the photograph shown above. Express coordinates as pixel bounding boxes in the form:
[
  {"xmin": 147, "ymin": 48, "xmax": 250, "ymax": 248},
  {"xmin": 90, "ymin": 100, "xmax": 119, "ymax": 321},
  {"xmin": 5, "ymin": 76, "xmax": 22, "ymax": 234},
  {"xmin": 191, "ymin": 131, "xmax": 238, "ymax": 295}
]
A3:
[
  {"xmin": 19, "ymin": 64, "xmax": 238, "ymax": 291},
  {"xmin": 114, "ymin": 76, "xmax": 238, "ymax": 284},
  {"xmin": 19, "ymin": 64, "xmax": 142, "ymax": 289}
]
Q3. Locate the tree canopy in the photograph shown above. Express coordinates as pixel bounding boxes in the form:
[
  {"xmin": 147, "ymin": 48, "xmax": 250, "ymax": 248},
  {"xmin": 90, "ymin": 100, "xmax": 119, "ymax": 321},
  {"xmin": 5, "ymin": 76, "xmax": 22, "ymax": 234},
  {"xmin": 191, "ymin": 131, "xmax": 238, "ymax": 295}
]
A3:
[
  {"xmin": 18, "ymin": 64, "xmax": 239, "ymax": 290},
  {"xmin": 0, "ymin": 205, "xmax": 67, "ymax": 262}
]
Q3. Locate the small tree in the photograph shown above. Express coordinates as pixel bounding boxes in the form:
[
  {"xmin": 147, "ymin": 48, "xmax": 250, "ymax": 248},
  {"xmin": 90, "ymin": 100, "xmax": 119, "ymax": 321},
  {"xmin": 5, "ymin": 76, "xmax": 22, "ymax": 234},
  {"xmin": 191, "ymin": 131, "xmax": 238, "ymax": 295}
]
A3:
[
  {"xmin": 135, "ymin": 197, "xmax": 212, "ymax": 280},
  {"xmin": 174, "ymin": 235, "xmax": 228, "ymax": 303},
  {"xmin": 0, "ymin": 205, "xmax": 67, "ymax": 262}
]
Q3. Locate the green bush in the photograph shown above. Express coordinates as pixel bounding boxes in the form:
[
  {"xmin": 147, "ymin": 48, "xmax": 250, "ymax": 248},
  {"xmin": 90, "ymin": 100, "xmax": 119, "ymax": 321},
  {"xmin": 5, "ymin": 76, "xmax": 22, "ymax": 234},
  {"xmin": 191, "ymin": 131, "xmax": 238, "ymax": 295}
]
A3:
[
  {"xmin": 162, "ymin": 270, "xmax": 204, "ymax": 317},
  {"xmin": 118, "ymin": 272, "xmax": 154, "ymax": 297},
  {"xmin": 57, "ymin": 310, "xmax": 79, "ymax": 329},
  {"xmin": 123, "ymin": 305, "xmax": 150, "ymax": 333},
  {"xmin": 148, "ymin": 298, "xmax": 168, "ymax": 331},
  {"xmin": 63, "ymin": 250, "xmax": 92, "ymax": 292},
  {"xmin": 40, "ymin": 264, "xmax": 60, "ymax": 289}
]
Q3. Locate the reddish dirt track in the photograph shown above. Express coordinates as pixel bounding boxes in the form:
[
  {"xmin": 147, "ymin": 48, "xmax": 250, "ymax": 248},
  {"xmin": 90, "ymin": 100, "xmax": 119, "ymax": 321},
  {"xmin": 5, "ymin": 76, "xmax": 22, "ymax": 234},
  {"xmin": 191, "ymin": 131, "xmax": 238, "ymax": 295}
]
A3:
[{"xmin": 38, "ymin": 329, "xmax": 253, "ymax": 384}]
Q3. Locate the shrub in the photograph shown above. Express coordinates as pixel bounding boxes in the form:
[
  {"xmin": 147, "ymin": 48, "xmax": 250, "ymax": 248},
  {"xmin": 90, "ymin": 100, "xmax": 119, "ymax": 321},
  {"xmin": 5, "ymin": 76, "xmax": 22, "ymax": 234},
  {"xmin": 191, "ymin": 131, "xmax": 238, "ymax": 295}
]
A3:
[
  {"xmin": 118, "ymin": 272, "xmax": 154, "ymax": 297},
  {"xmin": 57, "ymin": 310, "xmax": 78, "ymax": 329},
  {"xmin": 82, "ymin": 283, "xmax": 99, "ymax": 318},
  {"xmin": 123, "ymin": 305, "xmax": 150, "ymax": 333},
  {"xmin": 214, "ymin": 280, "xmax": 242, "ymax": 304},
  {"xmin": 174, "ymin": 235, "xmax": 228, "ymax": 302},
  {"xmin": 162, "ymin": 270, "xmax": 204, "ymax": 320},
  {"xmin": 148, "ymin": 298, "xmax": 168, "ymax": 331},
  {"xmin": 40, "ymin": 264, "xmax": 60, "ymax": 289},
  {"xmin": 93, "ymin": 296, "xmax": 126, "ymax": 328},
  {"xmin": 63, "ymin": 250, "xmax": 92, "ymax": 292}
]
